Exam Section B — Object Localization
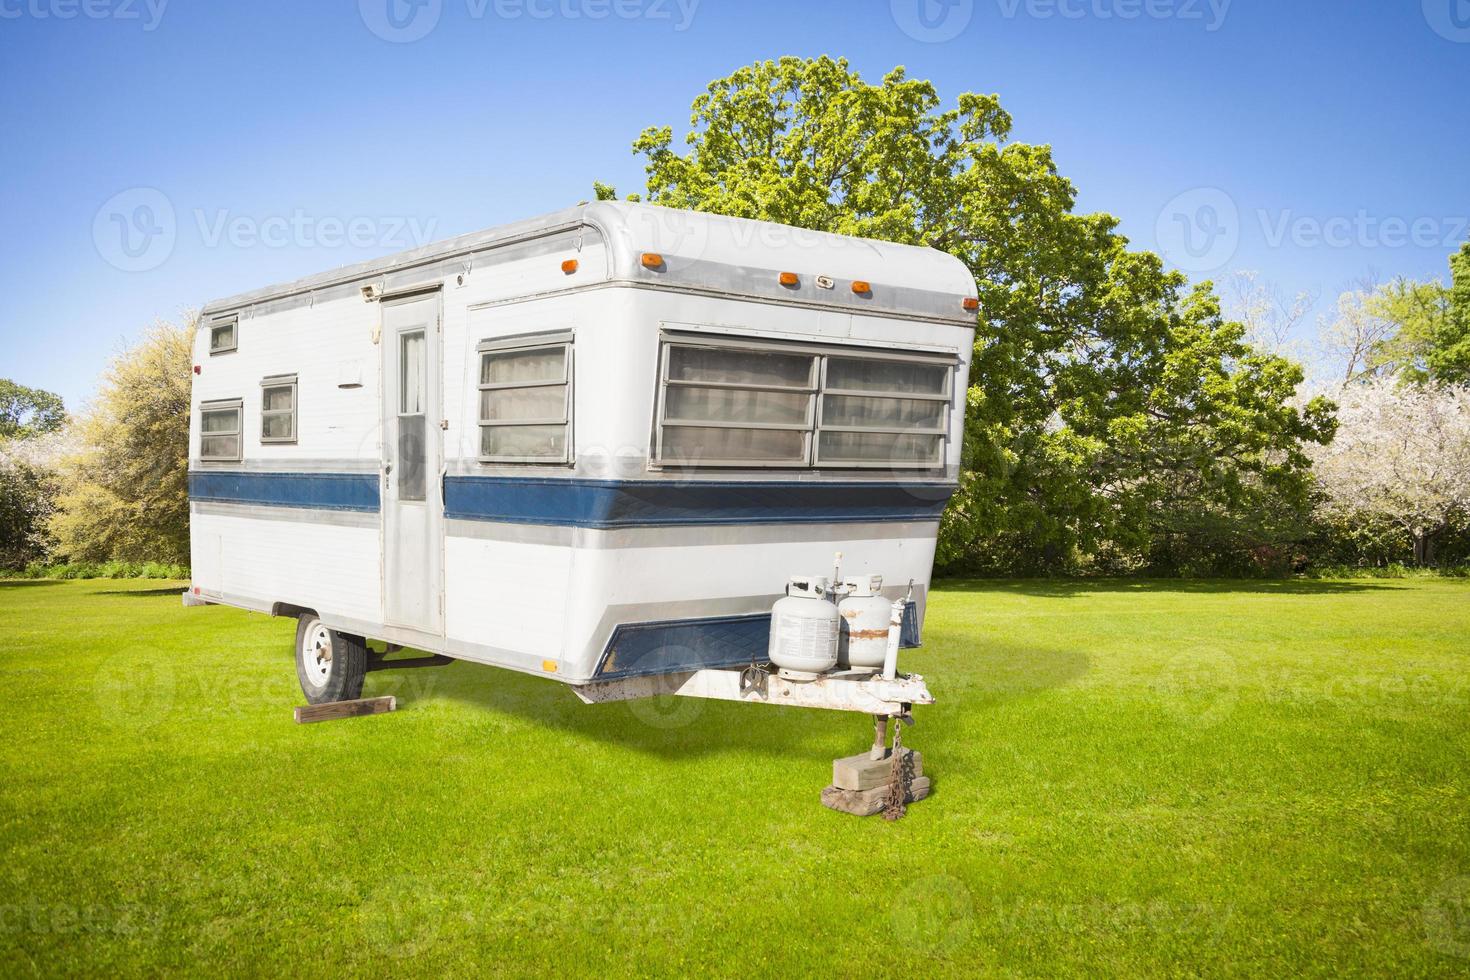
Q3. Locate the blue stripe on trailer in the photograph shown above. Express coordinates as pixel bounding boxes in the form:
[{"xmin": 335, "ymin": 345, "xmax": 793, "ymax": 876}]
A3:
[
  {"xmin": 189, "ymin": 471, "xmax": 380, "ymax": 513},
  {"xmin": 443, "ymin": 477, "xmax": 955, "ymax": 528},
  {"xmin": 595, "ymin": 602, "xmax": 923, "ymax": 680},
  {"xmin": 188, "ymin": 472, "xmax": 955, "ymax": 527}
]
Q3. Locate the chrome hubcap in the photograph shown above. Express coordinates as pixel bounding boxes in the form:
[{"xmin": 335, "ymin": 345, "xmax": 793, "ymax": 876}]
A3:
[{"xmin": 304, "ymin": 622, "xmax": 333, "ymax": 686}]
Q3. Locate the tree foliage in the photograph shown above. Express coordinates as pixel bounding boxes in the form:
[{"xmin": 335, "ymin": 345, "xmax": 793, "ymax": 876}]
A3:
[
  {"xmin": 1315, "ymin": 284, "xmax": 1398, "ymax": 387},
  {"xmin": 620, "ymin": 57, "xmax": 1334, "ymax": 573},
  {"xmin": 0, "ymin": 379, "xmax": 65, "ymax": 440},
  {"xmin": 0, "ymin": 382, "xmax": 66, "ymax": 569},
  {"xmin": 0, "ymin": 434, "xmax": 65, "ymax": 569},
  {"xmin": 48, "ymin": 318, "xmax": 194, "ymax": 565},
  {"xmin": 1358, "ymin": 244, "xmax": 1470, "ymax": 385}
]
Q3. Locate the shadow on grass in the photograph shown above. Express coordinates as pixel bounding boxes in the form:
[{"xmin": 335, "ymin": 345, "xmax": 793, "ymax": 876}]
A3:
[
  {"xmin": 936, "ymin": 577, "xmax": 1398, "ymax": 598},
  {"xmin": 424, "ymin": 665, "xmax": 840, "ymax": 760},
  {"xmin": 373, "ymin": 637, "xmax": 1088, "ymax": 762},
  {"xmin": 98, "ymin": 587, "xmax": 184, "ymax": 597},
  {"xmin": 0, "ymin": 579, "xmax": 63, "ymax": 588}
]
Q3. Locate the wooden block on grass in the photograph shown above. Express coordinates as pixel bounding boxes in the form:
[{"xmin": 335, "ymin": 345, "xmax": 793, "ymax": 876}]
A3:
[
  {"xmin": 821, "ymin": 776, "xmax": 931, "ymax": 817},
  {"xmin": 293, "ymin": 696, "xmax": 396, "ymax": 724},
  {"xmin": 833, "ymin": 748, "xmax": 923, "ymax": 792}
]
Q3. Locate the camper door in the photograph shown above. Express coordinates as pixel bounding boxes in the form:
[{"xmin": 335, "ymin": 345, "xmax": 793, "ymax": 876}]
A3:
[{"xmin": 380, "ymin": 291, "xmax": 444, "ymax": 633}]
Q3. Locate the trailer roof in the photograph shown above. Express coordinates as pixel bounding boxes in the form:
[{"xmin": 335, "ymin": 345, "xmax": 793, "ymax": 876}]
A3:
[{"xmin": 199, "ymin": 201, "xmax": 978, "ymax": 325}]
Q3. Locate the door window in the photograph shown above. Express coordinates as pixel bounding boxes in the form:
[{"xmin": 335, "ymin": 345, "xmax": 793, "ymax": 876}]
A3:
[{"xmin": 397, "ymin": 329, "xmax": 427, "ymax": 501}]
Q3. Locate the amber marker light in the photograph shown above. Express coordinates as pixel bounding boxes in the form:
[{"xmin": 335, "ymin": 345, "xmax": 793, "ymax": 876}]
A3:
[
  {"xmin": 640, "ymin": 252, "xmax": 665, "ymax": 270},
  {"xmin": 778, "ymin": 271, "xmax": 799, "ymax": 287},
  {"xmin": 962, "ymin": 297, "xmax": 979, "ymax": 311},
  {"xmin": 561, "ymin": 258, "xmax": 579, "ymax": 274},
  {"xmin": 852, "ymin": 280, "xmax": 872, "ymax": 295}
]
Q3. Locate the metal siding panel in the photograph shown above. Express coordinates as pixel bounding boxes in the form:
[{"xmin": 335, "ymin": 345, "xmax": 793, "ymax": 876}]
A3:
[
  {"xmin": 189, "ymin": 510, "xmax": 381, "ymax": 624},
  {"xmin": 443, "ymin": 536, "xmax": 571, "ymax": 660},
  {"xmin": 554, "ymin": 527, "xmax": 936, "ymax": 680}
]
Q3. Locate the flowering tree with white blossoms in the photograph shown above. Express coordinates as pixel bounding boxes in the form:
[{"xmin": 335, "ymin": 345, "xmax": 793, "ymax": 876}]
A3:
[
  {"xmin": 0, "ymin": 428, "xmax": 71, "ymax": 569},
  {"xmin": 1310, "ymin": 378, "xmax": 1470, "ymax": 565}
]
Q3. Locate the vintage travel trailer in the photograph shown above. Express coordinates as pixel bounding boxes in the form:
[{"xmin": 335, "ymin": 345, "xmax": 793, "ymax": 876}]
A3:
[{"xmin": 186, "ymin": 202, "xmax": 976, "ymax": 725}]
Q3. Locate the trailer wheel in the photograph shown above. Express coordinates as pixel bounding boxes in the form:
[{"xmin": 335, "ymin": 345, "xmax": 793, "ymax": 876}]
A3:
[{"xmin": 294, "ymin": 615, "xmax": 367, "ymax": 704}]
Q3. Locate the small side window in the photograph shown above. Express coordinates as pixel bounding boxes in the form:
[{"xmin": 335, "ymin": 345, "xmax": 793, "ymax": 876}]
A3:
[
  {"xmin": 476, "ymin": 333, "xmax": 572, "ymax": 464},
  {"xmin": 200, "ymin": 399, "xmax": 243, "ymax": 461},
  {"xmin": 209, "ymin": 316, "xmax": 238, "ymax": 355},
  {"xmin": 260, "ymin": 375, "xmax": 297, "ymax": 444}
]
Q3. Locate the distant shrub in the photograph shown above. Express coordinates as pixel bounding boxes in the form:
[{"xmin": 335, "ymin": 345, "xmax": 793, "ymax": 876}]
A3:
[
  {"xmin": 8, "ymin": 560, "xmax": 188, "ymax": 580},
  {"xmin": 1301, "ymin": 563, "xmax": 1470, "ymax": 580}
]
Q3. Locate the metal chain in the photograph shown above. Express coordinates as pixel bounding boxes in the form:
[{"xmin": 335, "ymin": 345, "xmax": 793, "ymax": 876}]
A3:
[{"xmin": 882, "ymin": 719, "xmax": 913, "ymax": 821}]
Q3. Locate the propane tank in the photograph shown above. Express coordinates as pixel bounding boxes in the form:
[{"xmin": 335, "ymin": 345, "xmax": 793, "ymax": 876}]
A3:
[
  {"xmin": 838, "ymin": 574, "xmax": 891, "ymax": 669},
  {"xmin": 768, "ymin": 576, "xmax": 839, "ymax": 675}
]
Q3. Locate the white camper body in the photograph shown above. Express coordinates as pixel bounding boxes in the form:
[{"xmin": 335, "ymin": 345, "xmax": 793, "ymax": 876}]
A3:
[{"xmin": 188, "ymin": 202, "xmax": 975, "ymax": 713}]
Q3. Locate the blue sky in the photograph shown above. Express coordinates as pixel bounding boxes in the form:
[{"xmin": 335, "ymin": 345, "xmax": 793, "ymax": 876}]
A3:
[{"xmin": 1, "ymin": 0, "xmax": 1466, "ymax": 409}]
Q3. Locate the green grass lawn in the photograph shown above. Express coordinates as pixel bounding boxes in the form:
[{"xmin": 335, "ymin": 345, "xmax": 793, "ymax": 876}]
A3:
[{"xmin": 2, "ymin": 577, "xmax": 1468, "ymax": 976}]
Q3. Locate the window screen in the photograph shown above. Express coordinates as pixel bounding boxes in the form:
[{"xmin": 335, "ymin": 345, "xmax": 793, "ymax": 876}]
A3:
[
  {"xmin": 477, "ymin": 338, "xmax": 571, "ymax": 463},
  {"xmin": 209, "ymin": 317, "xmax": 237, "ymax": 355},
  {"xmin": 260, "ymin": 375, "xmax": 297, "ymax": 444},
  {"xmin": 657, "ymin": 345, "xmax": 815, "ymax": 466},
  {"xmin": 200, "ymin": 400, "xmax": 242, "ymax": 461},
  {"xmin": 815, "ymin": 357, "xmax": 950, "ymax": 466},
  {"xmin": 655, "ymin": 339, "xmax": 952, "ymax": 469}
]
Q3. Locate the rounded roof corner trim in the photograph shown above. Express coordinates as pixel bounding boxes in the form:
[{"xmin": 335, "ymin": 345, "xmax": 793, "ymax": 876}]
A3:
[{"xmin": 200, "ymin": 202, "xmax": 977, "ymax": 324}]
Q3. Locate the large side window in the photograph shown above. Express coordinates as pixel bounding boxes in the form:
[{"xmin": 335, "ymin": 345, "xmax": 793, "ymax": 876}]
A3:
[
  {"xmin": 208, "ymin": 315, "xmax": 238, "ymax": 355},
  {"xmin": 477, "ymin": 333, "xmax": 572, "ymax": 464},
  {"xmin": 200, "ymin": 399, "xmax": 243, "ymax": 462},
  {"xmin": 655, "ymin": 337, "xmax": 953, "ymax": 470},
  {"xmin": 657, "ymin": 345, "xmax": 816, "ymax": 466},
  {"xmin": 260, "ymin": 374, "xmax": 297, "ymax": 444},
  {"xmin": 815, "ymin": 357, "xmax": 950, "ymax": 467}
]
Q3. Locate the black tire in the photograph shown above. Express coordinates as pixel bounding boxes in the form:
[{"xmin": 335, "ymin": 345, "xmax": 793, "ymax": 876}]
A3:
[{"xmin": 294, "ymin": 614, "xmax": 367, "ymax": 704}]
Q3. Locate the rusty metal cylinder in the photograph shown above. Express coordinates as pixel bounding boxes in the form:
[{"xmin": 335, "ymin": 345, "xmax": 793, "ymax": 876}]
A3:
[{"xmin": 837, "ymin": 574, "xmax": 891, "ymax": 669}]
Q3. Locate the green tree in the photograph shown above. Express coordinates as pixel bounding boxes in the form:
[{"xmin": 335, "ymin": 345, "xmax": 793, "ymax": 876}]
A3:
[
  {"xmin": 1366, "ymin": 243, "xmax": 1470, "ymax": 385},
  {"xmin": 1439, "ymin": 242, "xmax": 1470, "ymax": 382},
  {"xmin": 0, "ymin": 379, "xmax": 65, "ymax": 439},
  {"xmin": 49, "ymin": 318, "xmax": 194, "ymax": 565},
  {"xmin": 618, "ymin": 57, "xmax": 1333, "ymax": 573},
  {"xmin": 591, "ymin": 180, "xmax": 638, "ymax": 202}
]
